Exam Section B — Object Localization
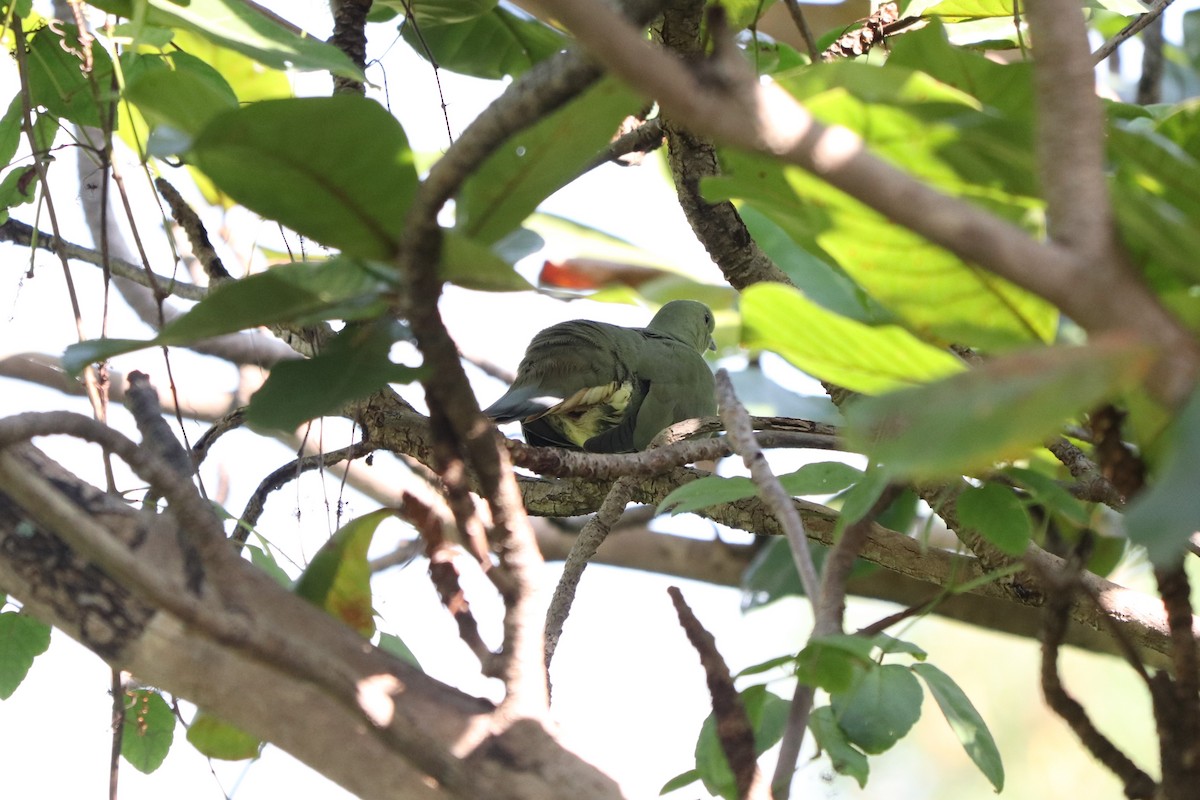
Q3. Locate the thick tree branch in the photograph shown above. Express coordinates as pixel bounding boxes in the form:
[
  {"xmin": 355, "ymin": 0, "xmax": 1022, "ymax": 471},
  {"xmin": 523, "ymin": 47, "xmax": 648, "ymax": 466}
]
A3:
[{"xmin": 0, "ymin": 443, "xmax": 623, "ymax": 800}]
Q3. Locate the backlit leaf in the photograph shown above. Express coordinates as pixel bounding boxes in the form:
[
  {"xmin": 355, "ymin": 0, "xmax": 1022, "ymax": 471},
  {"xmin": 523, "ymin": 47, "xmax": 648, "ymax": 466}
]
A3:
[
  {"xmin": 121, "ymin": 689, "xmax": 175, "ymax": 774},
  {"xmin": 741, "ymin": 283, "xmax": 965, "ymax": 395},
  {"xmin": 294, "ymin": 508, "xmax": 394, "ymax": 637},
  {"xmin": 844, "ymin": 338, "xmax": 1152, "ymax": 479},
  {"xmin": 191, "ymin": 97, "xmax": 417, "ymax": 259},
  {"xmin": 913, "ymin": 663, "xmax": 1004, "ymax": 791}
]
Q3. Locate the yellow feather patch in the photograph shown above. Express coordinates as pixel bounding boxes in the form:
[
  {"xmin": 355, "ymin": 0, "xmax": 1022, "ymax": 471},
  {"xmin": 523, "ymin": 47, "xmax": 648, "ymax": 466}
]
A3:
[{"xmin": 530, "ymin": 382, "xmax": 634, "ymax": 448}]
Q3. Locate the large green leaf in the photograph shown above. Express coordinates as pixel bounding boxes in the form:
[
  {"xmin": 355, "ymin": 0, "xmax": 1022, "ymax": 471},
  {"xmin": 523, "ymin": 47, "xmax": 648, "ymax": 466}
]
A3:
[
  {"xmin": 191, "ymin": 96, "xmax": 418, "ymax": 259},
  {"xmin": 62, "ymin": 258, "xmax": 392, "ymax": 374},
  {"xmin": 123, "ymin": 53, "xmax": 238, "ymax": 137},
  {"xmin": 401, "ymin": 5, "xmax": 565, "ymax": 80},
  {"xmin": 1110, "ymin": 122, "xmax": 1200, "ymax": 291},
  {"xmin": 912, "ymin": 663, "xmax": 1004, "ymax": 792},
  {"xmin": 441, "ymin": 230, "xmax": 534, "ymax": 291},
  {"xmin": 830, "ymin": 664, "xmax": 923, "ymax": 754},
  {"xmin": 904, "ymin": 0, "xmax": 1023, "ymax": 19},
  {"xmin": 294, "ymin": 508, "xmax": 394, "ymax": 637},
  {"xmin": 709, "ymin": 37, "xmax": 1056, "ymax": 349},
  {"xmin": 740, "ymin": 282, "xmax": 965, "ymax": 395},
  {"xmin": 245, "ymin": 320, "xmax": 424, "ymax": 432},
  {"xmin": 1125, "ymin": 387, "xmax": 1200, "ymax": 566},
  {"xmin": 456, "ymin": 77, "xmax": 643, "ymax": 245},
  {"xmin": 89, "ymin": 0, "xmax": 360, "ymax": 78},
  {"xmin": 0, "ymin": 612, "xmax": 50, "ymax": 699},
  {"xmin": 121, "ymin": 689, "xmax": 175, "ymax": 774},
  {"xmin": 844, "ymin": 337, "xmax": 1153, "ymax": 479}
]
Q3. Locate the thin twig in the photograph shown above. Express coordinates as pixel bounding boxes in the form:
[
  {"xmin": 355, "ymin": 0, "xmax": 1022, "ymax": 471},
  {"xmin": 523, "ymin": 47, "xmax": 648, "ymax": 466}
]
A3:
[
  {"xmin": 781, "ymin": 0, "xmax": 819, "ymax": 61},
  {"xmin": 543, "ymin": 476, "xmax": 635, "ymax": 671},
  {"xmin": 1091, "ymin": 0, "xmax": 1175, "ymax": 66},
  {"xmin": 716, "ymin": 370, "xmax": 819, "ymax": 598},
  {"xmin": 399, "ymin": 490, "xmax": 496, "ymax": 671},
  {"xmin": 236, "ymin": 440, "xmax": 377, "ymax": 544}
]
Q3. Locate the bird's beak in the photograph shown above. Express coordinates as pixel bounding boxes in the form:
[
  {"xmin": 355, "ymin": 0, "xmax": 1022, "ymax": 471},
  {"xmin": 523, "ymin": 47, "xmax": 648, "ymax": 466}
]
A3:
[{"xmin": 707, "ymin": 336, "xmax": 716, "ymax": 352}]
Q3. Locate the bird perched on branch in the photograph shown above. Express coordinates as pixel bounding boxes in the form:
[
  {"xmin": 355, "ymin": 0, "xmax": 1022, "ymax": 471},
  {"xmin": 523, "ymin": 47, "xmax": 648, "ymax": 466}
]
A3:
[{"xmin": 483, "ymin": 300, "xmax": 717, "ymax": 453}]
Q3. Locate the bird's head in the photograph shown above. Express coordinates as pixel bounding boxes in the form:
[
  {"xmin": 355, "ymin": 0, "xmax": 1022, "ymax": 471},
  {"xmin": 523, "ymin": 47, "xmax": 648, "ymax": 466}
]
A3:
[{"xmin": 647, "ymin": 300, "xmax": 717, "ymax": 353}]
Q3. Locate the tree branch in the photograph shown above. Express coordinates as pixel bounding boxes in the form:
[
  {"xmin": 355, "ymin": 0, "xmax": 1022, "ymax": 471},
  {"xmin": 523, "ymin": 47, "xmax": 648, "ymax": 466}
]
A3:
[
  {"xmin": 0, "ymin": 443, "xmax": 623, "ymax": 800},
  {"xmin": 656, "ymin": 0, "xmax": 791, "ymax": 290}
]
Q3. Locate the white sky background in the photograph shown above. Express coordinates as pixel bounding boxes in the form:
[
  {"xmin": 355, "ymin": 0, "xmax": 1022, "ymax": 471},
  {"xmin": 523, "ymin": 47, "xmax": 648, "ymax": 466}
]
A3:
[{"xmin": 0, "ymin": 2, "xmax": 1192, "ymax": 799}]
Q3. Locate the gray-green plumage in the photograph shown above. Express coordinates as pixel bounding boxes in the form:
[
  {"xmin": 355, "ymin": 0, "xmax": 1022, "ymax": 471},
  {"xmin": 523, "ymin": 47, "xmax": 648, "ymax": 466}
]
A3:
[{"xmin": 483, "ymin": 300, "xmax": 717, "ymax": 453}]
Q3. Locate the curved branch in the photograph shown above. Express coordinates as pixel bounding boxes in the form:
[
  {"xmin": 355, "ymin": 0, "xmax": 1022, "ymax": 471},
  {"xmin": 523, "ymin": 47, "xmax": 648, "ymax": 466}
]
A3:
[{"xmin": 656, "ymin": 0, "xmax": 790, "ymax": 289}]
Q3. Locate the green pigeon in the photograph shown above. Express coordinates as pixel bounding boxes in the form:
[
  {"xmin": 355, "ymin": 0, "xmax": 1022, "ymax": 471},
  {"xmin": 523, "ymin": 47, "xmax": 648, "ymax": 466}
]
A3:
[{"xmin": 483, "ymin": 300, "xmax": 717, "ymax": 453}]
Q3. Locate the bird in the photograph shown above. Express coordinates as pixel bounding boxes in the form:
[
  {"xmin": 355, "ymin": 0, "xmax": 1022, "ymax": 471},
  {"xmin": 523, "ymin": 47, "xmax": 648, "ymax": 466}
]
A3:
[{"xmin": 482, "ymin": 300, "xmax": 717, "ymax": 453}]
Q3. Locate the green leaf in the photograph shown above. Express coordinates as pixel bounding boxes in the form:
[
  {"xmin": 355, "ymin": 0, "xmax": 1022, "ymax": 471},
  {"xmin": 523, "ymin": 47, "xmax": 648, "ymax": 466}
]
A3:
[
  {"xmin": 709, "ymin": 45, "xmax": 1056, "ymax": 349},
  {"xmin": 90, "ymin": 0, "xmax": 361, "ymax": 77},
  {"xmin": 245, "ymin": 538, "xmax": 292, "ymax": 588},
  {"xmin": 741, "ymin": 283, "xmax": 965, "ymax": 395},
  {"xmin": 956, "ymin": 482, "xmax": 1033, "ymax": 555},
  {"xmin": 796, "ymin": 634, "xmax": 926, "ymax": 693},
  {"xmin": 1001, "ymin": 466, "xmax": 1091, "ymax": 527},
  {"xmin": 0, "ymin": 612, "xmax": 50, "ymax": 699},
  {"xmin": 456, "ymin": 77, "xmax": 643, "ymax": 245},
  {"xmin": 0, "ymin": 95, "xmax": 26, "ymax": 169},
  {"xmin": 658, "ymin": 461, "xmax": 864, "ymax": 515},
  {"xmin": 123, "ymin": 55, "xmax": 238, "ymax": 137},
  {"xmin": 294, "ymin": 509, "xmax": 394, "ymax": 637},
  {"xmin": 121, "ymin": 689, "xmax": 175, "ymax": 773},
  {"xmin": 166, "ymin": 259, "xmax": 391, "ymax": 337},
  {"xmin": 26, "ymin": 23, "xmax": 117, "ymax": 129},
  {"xmin": 1125, "ymin": 387, "xmax": 1200, "ymax": 566},
  {"xmin": 401, "ymin": 5, "xmax": 566, "ymax": 80},
  {"xmin": 742, "ymin": 538, "xmax": 877, "ymax": 609},
  {"xmin": 244, "ymin": 320, "xmax": 423, "ymax": 432},
  {"xmin": 739, "ymin": 205, "xmax": 884, "ymax": 323},
  {"xmin": 808, "ymin": 706, "xmax": 869, "ymax": 788},
  {"xmin": 186, "ymin": 712, "xmax": 262, "ymax": 761},
  {"xmin": 912, "ymin": 663, "xmax": 1004, "ymax": 791},
  {"xmin": 62, "ymin": 258, "xmax": 392, "ymax": 375},
  {"xmin": 694, "ymin": 685, "xmax": 789, "ymax": 800},
  {"xmin": 441, "ymin": 230, "xmax": 534, "ymax": 291},
  {"xmin": 658, "ymin": 475, "xmax": 757, "ymax": 515},
  {"xmin": 796, "ymin": 640, "xmax": 869, "ymax": 694},
  {"xmin": 844, "ymin": 338, "xmax": 1153, "ymax": 480},
  {"xmin": 191, "ymin": 97, "xmax": 417, "ymax": 259},
  {"xmin": 831, "ymin": 664, "xmax": 923, "ymax": 754},
  {"xmin": 904, "ymin": 0, "xmax": 1023, "ymax": 19},
  {"xmin": 378, "ymin": 632, "xmax": 424, "ymax": 672},
  {"xmin": 834, "ymin": 463, "xmax": 891, "ymax": 526},
  {"xmin": 659, "ymin": 768, "xmax": 701, "ymax": 795}
]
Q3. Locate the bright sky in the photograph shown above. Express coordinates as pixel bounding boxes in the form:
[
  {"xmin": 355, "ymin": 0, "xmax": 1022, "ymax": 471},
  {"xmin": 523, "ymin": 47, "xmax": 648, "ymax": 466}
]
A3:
[{"xmin": 0, "ymin": 2, "xmax": 1194, "ymax": 799}]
